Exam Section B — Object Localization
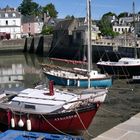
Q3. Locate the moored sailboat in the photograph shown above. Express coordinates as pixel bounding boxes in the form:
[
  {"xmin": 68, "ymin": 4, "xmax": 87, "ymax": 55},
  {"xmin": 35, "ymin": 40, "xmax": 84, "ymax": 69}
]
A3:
[
  {"xmin": 0, "ymin": 80, "xmax": 107, "ymax": 133},
  {"xmin": 97, "ymin": 2, "xmax": 140, "ymax": 78},
  {"xmin": 0, "ymin": 0, "xmax": 108, "ymax": 134},
  {"xmin": 41, "ymin": 0, "xmax": 112, "ymax": 88}
]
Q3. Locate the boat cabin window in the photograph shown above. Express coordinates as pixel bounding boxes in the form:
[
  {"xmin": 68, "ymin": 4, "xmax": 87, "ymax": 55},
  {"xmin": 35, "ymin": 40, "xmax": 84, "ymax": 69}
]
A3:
[{"xmin": 25, "ymin": 104, "xmax": 35, "ymax": 110}]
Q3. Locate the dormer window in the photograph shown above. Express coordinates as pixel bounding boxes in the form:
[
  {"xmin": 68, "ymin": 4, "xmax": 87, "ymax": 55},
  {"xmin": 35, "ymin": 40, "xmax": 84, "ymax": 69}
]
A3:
[{"xmin": 5, "ymin": 13, "xmax": 8, "ymax": 17}]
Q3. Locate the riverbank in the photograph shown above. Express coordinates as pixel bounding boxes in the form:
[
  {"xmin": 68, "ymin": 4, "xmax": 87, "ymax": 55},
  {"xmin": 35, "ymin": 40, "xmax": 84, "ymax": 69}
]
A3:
[{"xmin": 82, "ymin": 78, "xmax": 140, "ymax": 139}]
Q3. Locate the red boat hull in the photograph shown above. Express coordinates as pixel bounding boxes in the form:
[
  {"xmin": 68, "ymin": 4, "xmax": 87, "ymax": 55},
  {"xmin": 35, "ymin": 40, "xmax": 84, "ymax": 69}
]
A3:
[{"xmin": 0, "ymin": 102, "xmax": 100, "ymax": 133}]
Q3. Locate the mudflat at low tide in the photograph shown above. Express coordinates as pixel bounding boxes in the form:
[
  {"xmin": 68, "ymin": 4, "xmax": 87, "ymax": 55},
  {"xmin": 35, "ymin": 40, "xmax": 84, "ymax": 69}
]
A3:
[{"xmin": 83, "ymin": 79, "xmax": 140, "ymax": 139}]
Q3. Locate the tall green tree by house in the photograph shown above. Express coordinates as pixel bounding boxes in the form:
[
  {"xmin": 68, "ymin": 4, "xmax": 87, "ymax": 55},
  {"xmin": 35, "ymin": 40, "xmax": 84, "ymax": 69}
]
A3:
[
  {"xmin": 118, "ymin": 12, "xmax": 129, "ymax": 18},
  {"xmin": 98, "ymin": 12, "xmax": 119, "ymax": 37},
  {"xmin": 42, "ymin": 3, "xmax": 58, "ymax": 18},
  {"xmin": 41, "ymin": 3, "xmax": 58, "ymax": 35},
  {"xmin": 18, "ymin": 0, "xmax": 41, "ymax": 16}
]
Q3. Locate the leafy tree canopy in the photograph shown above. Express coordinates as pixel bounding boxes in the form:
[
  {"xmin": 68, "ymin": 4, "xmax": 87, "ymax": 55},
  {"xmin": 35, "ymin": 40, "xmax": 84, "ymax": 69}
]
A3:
[
  {"xmin": 43, "ymin": 3, "xmax": 58, "ymax": 18},
  {"xmin": 102, "ymin": 12, "xmax": 117, "ymax": 18},
  {"xmin": 98, "ymin": 12, "xmax": 118, "ymax": 37},
  {"xmin": 18, "ymin": 0, "xmax": 41, "ymax": 16},
  {"xmin": 65, "ymin": 15, "xmax": 75, "ymax": 19},
  {"xmin": 118, "ymin": 12, "xmax": 129, "ymax": 18}
]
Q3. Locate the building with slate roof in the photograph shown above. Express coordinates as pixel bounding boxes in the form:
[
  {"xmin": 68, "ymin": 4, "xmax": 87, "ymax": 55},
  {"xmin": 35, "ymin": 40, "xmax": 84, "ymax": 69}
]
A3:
[
  {"xmin": 0, "ymin": 5, "xmax": 21, "ymax": 39},
  {"xmin": 52, "ymin": 18, "xmax": 78, "ymax": 48},
  {"xmin": 51, "ymin": 18, "xmax": 100, "ymax": 48},
  {"xmin": 21, "ymin": 15, "xmax": 44, "ymax": 37}
]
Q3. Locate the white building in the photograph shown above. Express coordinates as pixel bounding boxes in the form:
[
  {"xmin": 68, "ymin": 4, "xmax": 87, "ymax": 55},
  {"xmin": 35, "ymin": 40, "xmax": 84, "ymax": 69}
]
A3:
[
  {"xmin": 113, "ymin": 25, "xmax": 131, "ymax": 34},
  {"xmin": 0, "ymin": 6, "xmax": 21, "ymax": 39},
  {"xmin": 113, "ymin": 14, "xmax": 140, "ymax": 35}
]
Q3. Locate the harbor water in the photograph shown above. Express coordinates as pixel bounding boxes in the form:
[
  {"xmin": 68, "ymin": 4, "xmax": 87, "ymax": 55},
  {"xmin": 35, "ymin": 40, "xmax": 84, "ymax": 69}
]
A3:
[{"xmin": 0, "ymin": 53, "xmax": 140, "ymax": 140}]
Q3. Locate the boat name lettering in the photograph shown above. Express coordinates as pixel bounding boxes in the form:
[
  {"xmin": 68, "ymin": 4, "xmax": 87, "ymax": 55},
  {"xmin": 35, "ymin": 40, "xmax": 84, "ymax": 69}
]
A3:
[{"xmin": 54, "ymin": 115, "xmax": 77, "ymax": 121}]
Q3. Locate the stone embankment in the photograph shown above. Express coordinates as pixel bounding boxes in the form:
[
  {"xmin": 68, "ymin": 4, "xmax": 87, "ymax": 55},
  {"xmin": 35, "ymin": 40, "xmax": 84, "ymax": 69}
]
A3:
[
  {"xmin": 0, "ymin": 38, "xmax": 25, "ymax": 52},
  {"xmin": 0, "ymin": 36, "xmax": 140, "ymax": 62},
  {"xmin": 0, "ymin": 35, "xmax": 53, "ymax": 56}
]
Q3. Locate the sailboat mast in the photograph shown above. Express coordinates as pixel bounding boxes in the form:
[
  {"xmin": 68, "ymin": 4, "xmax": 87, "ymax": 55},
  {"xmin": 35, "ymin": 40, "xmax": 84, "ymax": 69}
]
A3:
[
  {"xmin": 133, "ymin": 1, "xmax": 137, "ymax": 59},
  {"xmin": 87, "ymin": 0, "xmax": 92, "ymax": 88}
]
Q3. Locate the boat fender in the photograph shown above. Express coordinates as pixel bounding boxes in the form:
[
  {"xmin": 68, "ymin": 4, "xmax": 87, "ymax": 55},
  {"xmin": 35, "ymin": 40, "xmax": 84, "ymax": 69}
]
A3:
[
  {"xmin": 77, "ymin": 80, "xmax": 80, "ymax": 87},
  {"xmin": 27, "ymin": 119, "xmax": 31, "ymax": 131},
  {"xmin": 18, "ymin": 119, "xmax": 24, "ymax": 127},
  {"xmin": 67, "ymin": 79, "xmax": 70, "ymax": 86},
  {"xmin": 11, "ymin": 118, "xmax": 15, "ymax": 128}
]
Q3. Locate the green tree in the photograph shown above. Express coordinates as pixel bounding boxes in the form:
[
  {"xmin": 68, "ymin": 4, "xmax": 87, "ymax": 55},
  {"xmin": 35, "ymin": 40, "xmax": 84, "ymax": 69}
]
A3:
[
  {"xmin": 65, "ymin": 15, "xmax": 75, "ymax": 19},
  {"xmin": 118, "ymin": 12, "xmax": 129, "ymax": 18},
  {"xmin": 43, "ymin": 3, "xmax": 58, "ymax": 18},
  {"xmin": 31, "ymin": 2, "xmax": 42, "ymax": 16},
  {"xmin": 18, "ymin": 0, "xmax": 41, "ymax": 16},
  {"xmin": 103, "ymin": 12, "xmax": 116, "ymax": 17},
  {"xmin": 98, "ymin": 12, "xmax": 118, "ymax": 37},
  {"xmin": 41, "ymin": 25, "xmax": 53, "ymax": 35}
]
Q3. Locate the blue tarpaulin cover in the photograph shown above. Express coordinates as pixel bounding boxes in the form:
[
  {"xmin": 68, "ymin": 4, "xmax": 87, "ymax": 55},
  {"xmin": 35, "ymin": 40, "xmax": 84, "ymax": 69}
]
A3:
[{"xmin": 0, "ymin": 130, "xmax": 84, "ymax": 140}]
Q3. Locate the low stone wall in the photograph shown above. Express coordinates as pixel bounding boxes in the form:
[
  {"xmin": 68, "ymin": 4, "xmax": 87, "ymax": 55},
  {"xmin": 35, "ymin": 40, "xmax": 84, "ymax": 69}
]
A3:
[
  {"xmin": 0, "ymin": 36, "xmax": 139, "ymax": 62},
  {"xmin": 24, "ymin": 35, "xmax": 53, "ymax": 56},
  {"xmin": 0, "ymin": 39, "xmax": 25, "ymax": 51},
  {"xmin": 0, "ymin": 35, "xmax": 53, "ymax": 55}
]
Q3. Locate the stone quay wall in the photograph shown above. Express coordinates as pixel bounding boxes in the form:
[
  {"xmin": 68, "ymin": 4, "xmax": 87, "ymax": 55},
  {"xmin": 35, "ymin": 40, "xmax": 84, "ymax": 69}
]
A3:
[
  {"xmin": 0, "ymin": 36, "xmax": 139, "ymax": 62},
  {"xmin": 0, "ymin": 35, "xmax": 53, "ymax": 55}
]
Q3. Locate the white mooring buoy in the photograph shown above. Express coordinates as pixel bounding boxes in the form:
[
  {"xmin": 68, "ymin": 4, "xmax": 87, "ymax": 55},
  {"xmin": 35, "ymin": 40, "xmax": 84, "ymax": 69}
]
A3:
[{"xmin": 18, "ymin": 119, "xmax": 24, "ymax": 127}]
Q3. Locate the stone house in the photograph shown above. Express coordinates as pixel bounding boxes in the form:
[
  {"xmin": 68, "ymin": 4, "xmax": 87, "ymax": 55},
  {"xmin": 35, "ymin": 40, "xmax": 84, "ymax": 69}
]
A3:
[
  {"xmin": 73, "ymin": 23, "xmax": 100, "ymax": 46},
  {"xmin": 52, "ymin": 18, "xmax": 100, "ymax": 48},
  {"xmin": 52, "ymin": 18, "xmax": 79, "ymax": 48}
]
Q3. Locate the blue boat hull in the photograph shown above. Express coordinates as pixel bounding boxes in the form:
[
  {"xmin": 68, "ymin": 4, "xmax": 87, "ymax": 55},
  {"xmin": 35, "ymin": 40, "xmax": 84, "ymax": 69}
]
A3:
[{"xmin": 46, "ymin": 74, "xmax": 112, "ymax": 88}]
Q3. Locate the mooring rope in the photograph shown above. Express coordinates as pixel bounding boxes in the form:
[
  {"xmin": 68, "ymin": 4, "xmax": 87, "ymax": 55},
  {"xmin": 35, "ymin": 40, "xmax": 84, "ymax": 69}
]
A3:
[
  {"xmin": 74, "ymin": 108, "xmax": 94, "ymax": 137},
  {"xmin": 41, "ymin": 114, "xmax": 72, "ymax": 137}
]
